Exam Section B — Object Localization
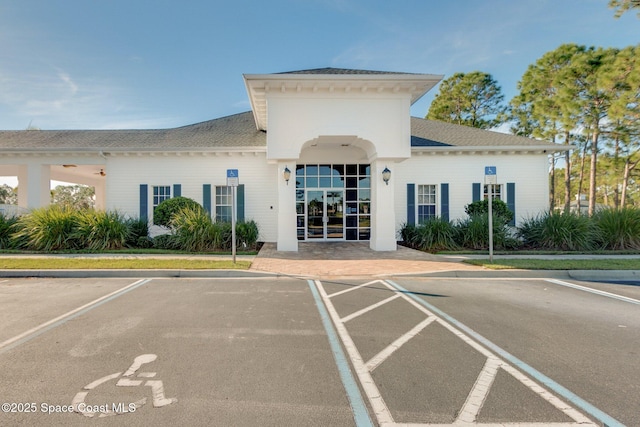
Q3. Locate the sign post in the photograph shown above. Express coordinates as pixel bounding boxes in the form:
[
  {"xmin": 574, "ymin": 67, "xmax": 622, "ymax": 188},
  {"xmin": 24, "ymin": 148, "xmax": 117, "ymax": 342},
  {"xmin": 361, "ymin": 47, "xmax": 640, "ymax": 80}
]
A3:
[
  {"xmin": 484, "ymin": 167, "xmax": 497, "ymax": 263},
  {"xmin": 227, "ymin": 169, "xmax": 239, "ymax": 264}
]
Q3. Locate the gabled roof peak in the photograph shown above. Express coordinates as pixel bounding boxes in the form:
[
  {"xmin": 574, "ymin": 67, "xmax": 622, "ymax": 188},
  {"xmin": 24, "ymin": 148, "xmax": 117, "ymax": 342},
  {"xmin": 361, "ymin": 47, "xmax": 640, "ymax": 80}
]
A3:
[{"xmin": 277, "ymin": 67, "xmax": 415, "ymax": 76}]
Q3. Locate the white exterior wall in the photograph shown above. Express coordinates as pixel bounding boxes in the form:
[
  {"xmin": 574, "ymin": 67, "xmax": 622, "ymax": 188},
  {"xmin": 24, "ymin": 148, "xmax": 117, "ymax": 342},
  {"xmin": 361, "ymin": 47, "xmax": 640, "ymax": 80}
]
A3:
[
  {"xmin": 105, "ymin": 152, "xmax": 278, "ymax": 242},
  {"xmin": 394, "ymin": 153, "xmax": 550, "ymax": 232},
  {"xmin": 266, "ymin": 94, "xmax": 411, "ymax": 160}
]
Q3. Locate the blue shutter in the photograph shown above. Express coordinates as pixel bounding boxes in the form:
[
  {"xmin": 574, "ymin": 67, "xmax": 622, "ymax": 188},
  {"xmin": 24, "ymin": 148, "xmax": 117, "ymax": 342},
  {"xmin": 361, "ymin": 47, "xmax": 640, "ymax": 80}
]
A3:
[
  {"xmin": 440, "ymin": 183, "xmax": 449, "ymax": 221},
  {"xmin": 472, "ymin": 183, "xmax": 481, "ymax": 202},
  {"xmin": 139, "ymin": 184, "xmax": 148, "ymax": 220},
  {"xmin": 203, "ymin": 184, "xmax": 211, "ymax": 215},
  {"xmin": 237, "ymin": 184, "xmax": 245, "ymax": 222},
  {"xmin": 173, "ymin": 184, "xmax": 181, "ymax": 198},
  {"xmin": 507, "ymin": 182, "xmax": 516, "ymax": 226},
  {"xmin": 407, "ymin": 184, "xmax": 415, "ymax": 225}
]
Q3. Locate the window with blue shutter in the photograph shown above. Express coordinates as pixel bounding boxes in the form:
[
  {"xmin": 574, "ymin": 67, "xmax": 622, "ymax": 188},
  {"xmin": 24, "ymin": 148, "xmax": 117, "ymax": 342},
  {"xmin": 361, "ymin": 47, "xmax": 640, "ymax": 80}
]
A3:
[
  {"xmin": 203, "ymin": 184, "xmax": 211, "ymax": 215},
  {"xmin": 407, "ymin": 183, "xmax": 415, "ymax": 225},
  {"xmin": 173, "ymin": 184, "xmax": 181, "ymax": 198},
  {"xmin": 440, "ymin": 183, "xmax": 449, "ymax": 221},
  {"xmin": 237, "ymin": 184, "xmax": 245, "ymax": 222},
  {"xmin": 139, "ymin": 184, "xmax": 148, "ymax": 220},
  {"xmin": 472, "ymin": 183, "xmax": 481, "ymax": 202},
  {"xmin": 507, "ymin": 182, "xmax": 516, "ymax": 226}
]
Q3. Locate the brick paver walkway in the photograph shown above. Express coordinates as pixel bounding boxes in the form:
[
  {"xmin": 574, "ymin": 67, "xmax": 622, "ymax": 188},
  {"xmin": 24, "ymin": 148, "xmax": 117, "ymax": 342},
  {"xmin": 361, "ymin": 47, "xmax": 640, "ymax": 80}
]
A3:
[{"xmin": 250, "ymin": 242, "xmax": 483, "ymax": 277}]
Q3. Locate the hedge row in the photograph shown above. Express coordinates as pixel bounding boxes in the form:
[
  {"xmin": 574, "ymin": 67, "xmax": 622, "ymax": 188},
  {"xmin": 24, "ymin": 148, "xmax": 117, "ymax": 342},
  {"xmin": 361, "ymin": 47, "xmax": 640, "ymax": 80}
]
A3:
[
  {"xmin": 400, "ymin": 208, "xmax": 640, "ymax": 252},
  {"xmin": 0, "ymin": 204, "xmax": 260, "ymax": 252}
]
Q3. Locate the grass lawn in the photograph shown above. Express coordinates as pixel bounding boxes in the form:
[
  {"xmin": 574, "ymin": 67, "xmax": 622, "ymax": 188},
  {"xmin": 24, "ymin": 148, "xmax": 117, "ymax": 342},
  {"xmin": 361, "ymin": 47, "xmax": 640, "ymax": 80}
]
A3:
[
  {"xmin": 0, "ymin": 258, "xmax": 251, "ymax": 270},
  {"xmin": 464, "ymin": 258, "xmax": 640, "ymax": 270}
]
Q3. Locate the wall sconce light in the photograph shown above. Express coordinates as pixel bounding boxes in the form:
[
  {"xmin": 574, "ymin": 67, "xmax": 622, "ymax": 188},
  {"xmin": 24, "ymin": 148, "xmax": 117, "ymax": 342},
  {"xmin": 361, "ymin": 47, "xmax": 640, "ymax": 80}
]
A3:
[
  {"xmin": 283, "ymin": 166, "xmax": 291, "ymax": 185},
  {"xmin": 382, "ymin": 166, "xmax": 391, "ymax": 186}
]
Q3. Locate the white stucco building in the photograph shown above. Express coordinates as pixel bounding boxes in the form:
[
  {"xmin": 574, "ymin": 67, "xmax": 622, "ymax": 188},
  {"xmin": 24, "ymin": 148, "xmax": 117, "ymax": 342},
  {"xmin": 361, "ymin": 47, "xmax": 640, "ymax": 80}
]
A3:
[{"xmin": 0, "ymin": 68, "xmax": 565, "ymax": 251}]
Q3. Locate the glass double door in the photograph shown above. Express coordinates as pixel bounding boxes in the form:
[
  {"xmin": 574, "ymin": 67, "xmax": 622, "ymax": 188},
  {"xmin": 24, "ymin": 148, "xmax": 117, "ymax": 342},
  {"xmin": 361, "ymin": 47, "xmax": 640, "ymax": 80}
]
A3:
[{"xmin": 306, "ymin": 190, "xmax": 344, "ymax": 240}]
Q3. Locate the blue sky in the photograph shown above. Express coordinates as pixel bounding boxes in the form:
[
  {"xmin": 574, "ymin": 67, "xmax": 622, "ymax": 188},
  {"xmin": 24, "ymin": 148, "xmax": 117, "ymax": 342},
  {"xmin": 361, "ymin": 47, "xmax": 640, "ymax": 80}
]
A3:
[{"xmin": 0, "ymin": 0, "xmax": 638, "ymax": 131}]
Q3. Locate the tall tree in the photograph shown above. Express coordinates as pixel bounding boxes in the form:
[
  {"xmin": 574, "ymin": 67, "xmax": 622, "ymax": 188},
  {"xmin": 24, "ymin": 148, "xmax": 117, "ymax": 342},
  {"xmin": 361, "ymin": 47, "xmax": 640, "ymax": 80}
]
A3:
[
  {"xmin": 0, "ymin": 184, "xmax": 18, "ymax": 205},
  {"xmin": 559, "ymin": 46, "xmax": 619, "ymax": 215},
  {"xmin": 51, "ymin": 185, "xmax": 95, "ymax": 210},
  {"xmin": 510, "ymin": 44, "xmax": 584, "ymax": 212},
  {"xmin": 609, "ymin": 0, "xmax": 640, "ymax": 17},
  {"xmin": 426, "ymin": 71, "xmax": 506, "ymax": 129},
  {"xmin": 605, "ymin": 45, "xmax": 640, "ymax": 207}
]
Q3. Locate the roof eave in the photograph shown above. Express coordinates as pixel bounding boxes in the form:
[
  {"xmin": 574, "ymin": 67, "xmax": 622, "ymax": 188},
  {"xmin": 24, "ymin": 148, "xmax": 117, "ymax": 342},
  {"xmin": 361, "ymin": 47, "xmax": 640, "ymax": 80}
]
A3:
[{"xmin": 411, "ymin": 145, "xmax": 573, "ymax": 154}]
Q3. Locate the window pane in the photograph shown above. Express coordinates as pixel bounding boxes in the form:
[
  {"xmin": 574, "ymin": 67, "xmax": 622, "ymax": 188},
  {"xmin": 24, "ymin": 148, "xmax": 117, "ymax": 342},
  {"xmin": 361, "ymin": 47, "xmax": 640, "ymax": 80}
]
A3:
[{"xmin": 319, "ymin": 176, "xmax": 331, "ymax": 188}]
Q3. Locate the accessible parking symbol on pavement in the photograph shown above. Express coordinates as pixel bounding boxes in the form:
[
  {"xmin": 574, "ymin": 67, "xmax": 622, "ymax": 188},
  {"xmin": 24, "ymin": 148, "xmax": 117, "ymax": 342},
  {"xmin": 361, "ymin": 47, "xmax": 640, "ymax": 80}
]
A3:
[{"xmin": 72, "ymin": 353, "xmax": 177, "ymax": 418}]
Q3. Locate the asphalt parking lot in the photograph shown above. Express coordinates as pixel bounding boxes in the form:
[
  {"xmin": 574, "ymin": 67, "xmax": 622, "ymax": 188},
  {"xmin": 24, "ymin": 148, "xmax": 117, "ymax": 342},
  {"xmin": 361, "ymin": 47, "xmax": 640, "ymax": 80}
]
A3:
[{"xmin": 0, "ymin": 275, "xmax": 638, "ymax": 426}]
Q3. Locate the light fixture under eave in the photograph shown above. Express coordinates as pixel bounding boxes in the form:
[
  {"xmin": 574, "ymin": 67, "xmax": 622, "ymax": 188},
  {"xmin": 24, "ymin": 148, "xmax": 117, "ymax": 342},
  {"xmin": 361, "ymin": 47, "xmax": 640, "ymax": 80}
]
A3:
[
  {"xmin": 283, "ymin": 166, "xmax": 291, "ymax": 185},
  {"xmin": 382, "ymin": 167, "xmax": 391, "ymax": 186},
  {"xmin": 62, "ymin": 164, "xmax": 77, "ymax": 168},
  {"xmin": 94, "ymin": 169, "xmax": 106, "ymax": 177}
]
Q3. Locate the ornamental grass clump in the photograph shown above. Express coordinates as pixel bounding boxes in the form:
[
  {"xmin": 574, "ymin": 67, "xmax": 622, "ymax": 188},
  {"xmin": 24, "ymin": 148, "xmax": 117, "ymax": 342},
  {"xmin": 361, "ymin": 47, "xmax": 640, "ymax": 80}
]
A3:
[
  {"xmin": 235, "ymin": 220, "xmax": 260, "ymax": 250},
  {"xmin": 12, "ymin": 205, "xmax": 79, "ymax": 251},
  {"xmin": 400, "ymin": 218, "xmax": 457, "ymax": 252},
  {"xmin": 170, "ymin": 206, "xmax": 218, "ymax": 252},
  {"xmin": 125, "ymin": 217, "xmax": 151, "ymax": 248},
  {"xmin": 74, "ymin": 210, "xmax": 129, "ymax": 250},
  {"xmin": 0, "ymin": 213, "xmax": 18, "ymax": 249},
  {"xmin": 517, "ymin": 211, "xmax": 599, "ymax": 251},
  {"xmin": 594, "ymin": 208, "xmax": 640, "ymax": 250},
  {"xmin": 454, "ymin": 214, "xmax": 516, "ymax": 250}
]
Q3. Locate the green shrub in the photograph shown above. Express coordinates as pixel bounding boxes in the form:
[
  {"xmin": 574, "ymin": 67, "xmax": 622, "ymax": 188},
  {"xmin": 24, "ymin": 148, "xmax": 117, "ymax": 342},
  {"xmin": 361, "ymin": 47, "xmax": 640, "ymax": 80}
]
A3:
[
  {"xmin": 214, "ymin": 221, "xmax": 233, "ymax": 251},
  {"xmin": 517, "ymin": 211, "xmax": 599, "ymax": 251},
  {"xmin": 455, "ymin": 214, "xmax": 517, "ymax": 250},
  {"xmin": 0, "ymin": 213, "xmax": 18, "ymax": 249},
  {"xmin": 170, "ymin": 206, "xmax": 217, "ymax": 252},
  {"xmin": 594, "ymin": 208, "xmax": 640, "ymax": 250},
  {"xmin": 399, "ymin": 222, "xmax": 418, "ymax": 247},
  {"xmin": 12, "ymin": 206, "xmax": 79, "ymax": 251},
  {"xmin": 153, "ymin": 197, "xmax": 204, "ymax": 228},
  {"xmin": 465, "ymin": 199, "xmax": 514, "ymax": 225},
  {"xmin": 235, "ymin": 220, "xmax": 260, "ymax": 250},
  {"xmin": 125, "ymin": 217, "xmax": 150, "ymax": 248},
  {"xmin": 152, "ymin": 233, "xmax": 178, "ymax": 250},
  {"xmin": 74, "ymin": 210, "xmax": 129, "ymax": 250},
  {"xmin": 399, "ymin": 218, "xmax": 457, "ymax": 252}
]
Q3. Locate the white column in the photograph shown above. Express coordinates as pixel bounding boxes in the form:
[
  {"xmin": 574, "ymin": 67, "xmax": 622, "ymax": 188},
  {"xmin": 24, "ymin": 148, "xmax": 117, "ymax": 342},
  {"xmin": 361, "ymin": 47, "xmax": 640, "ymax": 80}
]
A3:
[
  {"xmin": 276, "ymin": 160, "xmax": 298, "ymax": 251},
  {"xmin": 369, "ymin": 159, "xmax": 397, "ymax": 251},
  {"xmin": 17, "ymin": 163, "xmax": 51, "ymax": 209},
  {"xmin": 94, "ymin": 182, "xmax": 106, "ymax": 210}
]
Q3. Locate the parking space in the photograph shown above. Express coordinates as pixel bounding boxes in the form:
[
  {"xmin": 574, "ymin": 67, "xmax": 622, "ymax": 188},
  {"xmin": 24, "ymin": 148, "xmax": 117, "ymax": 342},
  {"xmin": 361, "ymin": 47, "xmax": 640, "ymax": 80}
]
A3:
[
  {"xmin": 0, "ymin": 275, "xmax": 637, "ymax": 426},
  {"xmin": 0, "ymin": 277, "xmax": 355, "ymax": 426}
]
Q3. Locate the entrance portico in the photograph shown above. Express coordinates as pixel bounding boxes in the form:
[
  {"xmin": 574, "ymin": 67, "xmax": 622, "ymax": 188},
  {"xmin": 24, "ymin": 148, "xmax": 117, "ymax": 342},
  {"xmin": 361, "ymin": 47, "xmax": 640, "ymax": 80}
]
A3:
[{"xmin": 243, "ymin": 68, "xmax": 442, "ymax": 252}]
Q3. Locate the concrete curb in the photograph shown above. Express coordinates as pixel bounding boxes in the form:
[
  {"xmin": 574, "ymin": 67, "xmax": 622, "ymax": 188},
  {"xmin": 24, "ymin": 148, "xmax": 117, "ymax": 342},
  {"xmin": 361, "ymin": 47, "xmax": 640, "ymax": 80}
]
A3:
[
  {"xmin": 392, "ymin": 269, "xmax": 640, "ymax": 281},
  {"xmin": 0, "ymin": 269, "xmax": 278, "ymax": 279},
  {"xmin": 0, "ymin": 268, "xmax": 638, "ymax": 281}
]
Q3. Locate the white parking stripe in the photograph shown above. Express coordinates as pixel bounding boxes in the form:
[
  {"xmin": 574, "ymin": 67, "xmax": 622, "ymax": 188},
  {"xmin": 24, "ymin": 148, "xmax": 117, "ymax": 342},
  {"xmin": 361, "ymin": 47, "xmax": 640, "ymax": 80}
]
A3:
[
  {"xmin": 365, "ymin": 316, "xmax": 436, "ymax": 372},
  {"xmin": 545, "ymin": 278, "xmax": 640, "ymax": 305},
  {"xmin": 341, "ymin": 294, "xmax": 401, "ymax": 323},
  {"xmin": 314, "ymin": 279, "xmax": 395, "ymax": 425},
  {"xmin": 456, "ymin": 356, "xmax": 502, "ymax": 423},
  {"xmin": 0, "ymin": 279, "xmax": 151, "ymax": 353},
  {"xmin": 328, "ymin": 279, "xmax": 387, "ymax": 298}
]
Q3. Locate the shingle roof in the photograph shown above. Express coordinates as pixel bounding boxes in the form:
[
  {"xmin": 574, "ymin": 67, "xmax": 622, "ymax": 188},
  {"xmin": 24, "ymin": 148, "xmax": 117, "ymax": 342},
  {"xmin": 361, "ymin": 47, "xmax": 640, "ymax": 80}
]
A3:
[
  {"xmin": 0, "ymin": 112, "xmax": 265, "ymax": 151},
  {"xmin": 0, "ymin": 112, "xmax": 556, "ymax": 152},
  {"xmin": 278, "ymin": 67, "xmax": 415, "ymax": 75},
  {"xmin": 410, "ymin": 117, "xmax": 556, "ymax": 148}
]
